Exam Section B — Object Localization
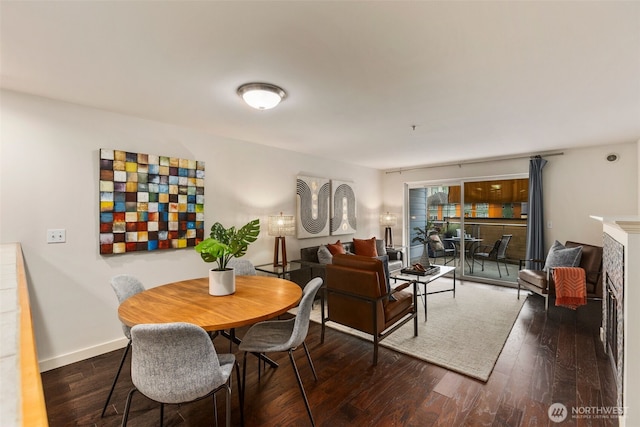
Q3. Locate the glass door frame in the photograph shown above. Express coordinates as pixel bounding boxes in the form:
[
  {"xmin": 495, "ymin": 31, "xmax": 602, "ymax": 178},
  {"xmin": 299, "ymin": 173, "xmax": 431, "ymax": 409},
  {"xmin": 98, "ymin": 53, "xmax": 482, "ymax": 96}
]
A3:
[{"xmin": 404, "ymin": 173, "xmax": 528, "ymax": 286}]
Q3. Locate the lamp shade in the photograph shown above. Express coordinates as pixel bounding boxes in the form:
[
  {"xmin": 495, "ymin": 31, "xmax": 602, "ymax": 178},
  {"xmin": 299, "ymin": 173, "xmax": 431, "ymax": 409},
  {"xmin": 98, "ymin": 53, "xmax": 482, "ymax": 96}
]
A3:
[
  {"xmin": 380, "ymin": 212, "xmax": 397, "ymax": 227},
  {"xmin": 237, "ymin": 83, "xmax": 287, "ymax": 110},
  {"xmin": 268, "ymin": 213, "xmax": 295, "ymax": 237}
]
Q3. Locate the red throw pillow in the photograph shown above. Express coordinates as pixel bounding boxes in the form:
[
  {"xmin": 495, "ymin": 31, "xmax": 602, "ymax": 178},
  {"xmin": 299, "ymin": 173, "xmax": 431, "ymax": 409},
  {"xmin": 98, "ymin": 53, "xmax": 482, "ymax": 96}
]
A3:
[
  {"xmin": 353, "ymin": 237, "xmax": 378, "ymax": 257},
  {"xmin": 327, "ymin": 240, "xmax": 346, "ymax": 255}
]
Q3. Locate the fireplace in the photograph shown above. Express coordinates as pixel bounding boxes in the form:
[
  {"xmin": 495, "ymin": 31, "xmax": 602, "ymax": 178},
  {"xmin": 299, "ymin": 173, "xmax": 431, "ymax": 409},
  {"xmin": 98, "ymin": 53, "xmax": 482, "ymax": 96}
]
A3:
[
  {"xmin": 603, "ymin": 233, "xmax": 624, "ymax": 408},
  {"xmin": 595, "ymin": 216, "xmax": 640, "ymax": 426}
]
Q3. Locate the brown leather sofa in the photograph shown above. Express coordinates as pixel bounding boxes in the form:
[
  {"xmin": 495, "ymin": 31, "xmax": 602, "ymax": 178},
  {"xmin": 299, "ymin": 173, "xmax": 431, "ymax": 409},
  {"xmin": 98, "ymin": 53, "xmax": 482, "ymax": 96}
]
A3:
[
  {"xmin": 517, "ymin": 241, "xmax": 603, "ymax": 310},
  {"xmin": 323, "ymin": 254, "xmax": 417, "ymax": 365},
  {"xmin": 290, "ymin": 239, "xmax": 403, "ymax": 288}
]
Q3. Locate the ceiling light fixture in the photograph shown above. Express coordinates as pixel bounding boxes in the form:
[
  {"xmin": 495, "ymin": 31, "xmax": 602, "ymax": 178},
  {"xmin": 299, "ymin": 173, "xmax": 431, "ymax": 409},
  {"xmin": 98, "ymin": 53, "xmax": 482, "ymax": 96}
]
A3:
[{"xmin": 237, "ymin": 82, "xmax": 287, "ymax": 110}]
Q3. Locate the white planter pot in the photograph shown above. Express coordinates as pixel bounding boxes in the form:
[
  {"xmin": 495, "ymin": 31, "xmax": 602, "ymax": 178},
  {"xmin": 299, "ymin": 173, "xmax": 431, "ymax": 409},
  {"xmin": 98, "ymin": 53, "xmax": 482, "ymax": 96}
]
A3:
[{"xmin": 209, "ymin": 268, "xmax": 235, "ymax": 296}]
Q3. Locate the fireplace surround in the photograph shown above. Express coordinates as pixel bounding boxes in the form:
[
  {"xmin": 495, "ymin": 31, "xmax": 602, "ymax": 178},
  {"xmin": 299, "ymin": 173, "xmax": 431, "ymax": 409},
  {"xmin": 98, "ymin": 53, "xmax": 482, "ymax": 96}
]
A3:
[
  {"xmin": 594, "ymin": 215, "xmax": 640, "ymax": 427},
  {"xmin": 603, "ymin": 232, "xmax": 624, "ymax": 408}
]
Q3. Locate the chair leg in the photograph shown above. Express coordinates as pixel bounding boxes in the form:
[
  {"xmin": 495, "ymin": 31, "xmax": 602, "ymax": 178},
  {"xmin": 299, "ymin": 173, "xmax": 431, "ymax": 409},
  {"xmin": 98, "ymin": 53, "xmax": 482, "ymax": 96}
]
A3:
[
  {"xmin": 496, "ymin": 259, "xmax": 502, "ymax": 278},
  {"xmin": 320, "ymin": 295, "xmax": 326, "ymax": 344},
  {"xmin": 503, "ymin": 261, "xmax": 509, "ymax": 276},
  {"xmin": 517, "ymin": 282, "xmax": 521, "ymax": 300},
  {"xmin": 102, "ymin": 340, "xmax": 131, "ymax": 417},
  {"xmin": 235, "ymin": 361, "xmax": 244, "ymax": 427},
  {"xmin": 302, "ymin": 342, "xmax": 318, "ymax": 381},
  {"xmin": 373, "ymin": 336, "xmax": 379, "ymax": 366},
  {"xmin": 212, "ymin": 394, "xmax": 219, "ymax": 427},
  {"xmin": 121, "ymin": 388, "xmax": 137, "ymax": 427},
  {"xmin": 225, "ymin": 383, "xmax": 231, "ymax": 427},
  {"xmin": 213, "ymin": 394, "xmax": 219, "ymax": 427},
  {"xmin": 241, "ymin": 352, "xmax": 248, "ymax": 414},
  {"xmin": 288, "ymin": 349, "xmax": 315, "ymax": 427}
]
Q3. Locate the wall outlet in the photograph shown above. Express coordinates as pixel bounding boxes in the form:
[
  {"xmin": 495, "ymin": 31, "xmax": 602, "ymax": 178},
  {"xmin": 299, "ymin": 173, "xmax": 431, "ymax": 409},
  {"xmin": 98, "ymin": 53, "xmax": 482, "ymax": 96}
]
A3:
[
  {"xmin": 47, "ymin": 229, "xmax": 66, "ymax": 243},
  {"xmin": 547, "ymin": 221, "xmax": 553, "ymax": 229}
]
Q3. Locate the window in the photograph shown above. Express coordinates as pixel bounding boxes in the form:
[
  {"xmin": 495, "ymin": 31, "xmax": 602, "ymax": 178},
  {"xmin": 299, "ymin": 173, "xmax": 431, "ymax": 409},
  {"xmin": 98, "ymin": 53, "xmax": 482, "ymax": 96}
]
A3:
[{"xmin": 407, "ymin": 176, "xmax": 528, "ymax": 285}]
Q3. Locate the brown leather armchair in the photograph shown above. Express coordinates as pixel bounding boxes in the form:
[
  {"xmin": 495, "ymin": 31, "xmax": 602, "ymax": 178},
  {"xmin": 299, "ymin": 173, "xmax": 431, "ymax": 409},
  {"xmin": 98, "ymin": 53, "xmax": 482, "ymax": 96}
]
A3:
[
  {"xmin": 323, "ymin": 254, "xmax": 417, "ymax": 365},
  {"xmin": 517, "ymin": 241, "xmax": 603, "ymax": 310}
]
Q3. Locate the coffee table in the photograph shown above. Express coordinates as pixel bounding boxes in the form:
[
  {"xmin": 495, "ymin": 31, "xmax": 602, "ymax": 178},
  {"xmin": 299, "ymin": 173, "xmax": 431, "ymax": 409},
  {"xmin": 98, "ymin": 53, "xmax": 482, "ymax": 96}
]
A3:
[{"xmin": 391, "ymin": 265, "xmax": 456, "ymax": 320}]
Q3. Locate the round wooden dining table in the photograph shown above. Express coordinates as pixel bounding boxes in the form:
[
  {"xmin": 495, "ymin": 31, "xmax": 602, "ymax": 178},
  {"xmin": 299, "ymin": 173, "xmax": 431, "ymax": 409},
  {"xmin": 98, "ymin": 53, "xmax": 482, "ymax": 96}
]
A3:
[{"xmin": 118, "ymin": 275, "xmax": 302, "ymax": 331}]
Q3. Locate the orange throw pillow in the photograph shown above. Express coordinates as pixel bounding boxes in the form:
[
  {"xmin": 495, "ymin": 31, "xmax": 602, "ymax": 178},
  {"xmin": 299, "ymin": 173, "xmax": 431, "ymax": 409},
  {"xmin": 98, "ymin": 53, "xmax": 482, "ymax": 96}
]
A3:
[
  {"xmin": 327, "ymin": 240, "xmax": 346, "ymax": 255},
  {"xmin": 353, "ymin": 237, "xmax": 378, "ymax": 257}
]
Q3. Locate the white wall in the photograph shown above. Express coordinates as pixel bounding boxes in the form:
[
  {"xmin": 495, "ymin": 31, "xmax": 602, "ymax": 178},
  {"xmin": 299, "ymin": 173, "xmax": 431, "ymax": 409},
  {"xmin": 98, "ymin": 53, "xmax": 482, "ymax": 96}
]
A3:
[
  {"xmin": 0, "ymin": 90, "xmax": 383, "ymax": 370},
  {"xmin": 382, "ymin": 143, "xmax": 638, "ymax": 250},
  {"xmin": 544, "ymin": 144, "xmax": 637, "ymax": 243},
  {"xmin": 2, "ymin": 88, "xmax": 636, "ymax": 371}
]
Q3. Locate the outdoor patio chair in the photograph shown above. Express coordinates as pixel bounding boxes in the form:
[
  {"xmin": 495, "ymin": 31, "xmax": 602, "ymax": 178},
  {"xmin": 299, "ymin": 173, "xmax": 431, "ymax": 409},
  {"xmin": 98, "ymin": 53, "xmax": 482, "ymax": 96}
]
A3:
[
  {"xmin": 472, "ymin": 234, "xmax": 512, "ymax": 278},
  {"xmin": 427, "ymin": 234, "xmax": 457, "ymax": 266}
]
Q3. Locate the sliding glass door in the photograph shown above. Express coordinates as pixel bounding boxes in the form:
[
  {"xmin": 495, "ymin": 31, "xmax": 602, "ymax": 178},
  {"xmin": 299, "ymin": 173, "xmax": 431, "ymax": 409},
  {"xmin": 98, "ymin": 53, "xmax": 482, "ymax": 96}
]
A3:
[
  {"xmin": 407, "ymin": 175, "xmax": 527, "ymax": 285},
  {"xmin": 407, "ymin": 183, "xmax": 460, "ymax": 269}
]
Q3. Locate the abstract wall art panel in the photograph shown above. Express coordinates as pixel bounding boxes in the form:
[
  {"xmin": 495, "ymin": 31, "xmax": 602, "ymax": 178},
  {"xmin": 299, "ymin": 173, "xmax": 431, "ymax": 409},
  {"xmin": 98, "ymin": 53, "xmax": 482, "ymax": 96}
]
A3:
[
  {"xmin": 296, "ymin": 175, "xmax": 330, "ymax": 238},
  {"xmin": 99, "ymin": 149, "xmax": 205, "ymax": 254},
  {"xmin": 330, "ymin": 180, "xmax": 356, "ymax": 235}
]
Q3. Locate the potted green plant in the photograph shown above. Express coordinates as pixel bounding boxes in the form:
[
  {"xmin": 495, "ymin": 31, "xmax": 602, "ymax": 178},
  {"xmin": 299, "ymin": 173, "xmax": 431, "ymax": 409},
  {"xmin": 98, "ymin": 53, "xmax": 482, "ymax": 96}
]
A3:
[
  {"xmin": 412, "ymin": 223, "xmax": 436, "ymax": 267},
  {"xmin": 195, "ymin": 218, "xmax": 260, "ymax": 295}
]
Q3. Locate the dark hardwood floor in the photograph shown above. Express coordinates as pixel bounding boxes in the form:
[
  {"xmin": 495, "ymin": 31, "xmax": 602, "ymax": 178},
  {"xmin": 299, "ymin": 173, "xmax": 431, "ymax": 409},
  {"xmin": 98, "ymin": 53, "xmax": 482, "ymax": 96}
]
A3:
[{"xmin": 42, "ymin": 284, "xmax": 618, "ymax": 427}]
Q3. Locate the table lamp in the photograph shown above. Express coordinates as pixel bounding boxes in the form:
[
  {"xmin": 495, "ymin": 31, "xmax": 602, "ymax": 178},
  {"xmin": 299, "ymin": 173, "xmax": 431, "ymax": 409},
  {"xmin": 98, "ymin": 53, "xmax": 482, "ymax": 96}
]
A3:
[
  {"xmin": 268, "ymin": 212, "xmax": 295, "ymax": 267},
  {"xmin": 380, "ymin": 212, "xmax": 397, "ymax": 247}
]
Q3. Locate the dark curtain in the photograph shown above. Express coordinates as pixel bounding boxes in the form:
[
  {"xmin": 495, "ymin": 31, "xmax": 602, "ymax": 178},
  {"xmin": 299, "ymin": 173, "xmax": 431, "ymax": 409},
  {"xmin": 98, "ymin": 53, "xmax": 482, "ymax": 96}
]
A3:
[{"xmin": 525, "ymin": 156, "xmax": 548, "ymax": 268}]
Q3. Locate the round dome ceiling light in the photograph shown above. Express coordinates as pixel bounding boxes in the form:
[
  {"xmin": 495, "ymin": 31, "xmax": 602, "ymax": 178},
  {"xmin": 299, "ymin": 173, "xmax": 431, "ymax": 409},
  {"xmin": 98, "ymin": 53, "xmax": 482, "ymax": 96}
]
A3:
[{"xmin": 237, "ymin": 83, "xmax": 287, "ymax": 110}]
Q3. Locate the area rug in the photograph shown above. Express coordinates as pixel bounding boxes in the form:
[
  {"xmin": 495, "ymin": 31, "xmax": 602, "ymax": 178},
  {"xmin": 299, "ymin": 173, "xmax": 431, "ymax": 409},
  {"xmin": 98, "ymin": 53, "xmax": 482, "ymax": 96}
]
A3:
[{"xmin": 305, "ymin": 280, "xmax": 525, "ymax": 382}]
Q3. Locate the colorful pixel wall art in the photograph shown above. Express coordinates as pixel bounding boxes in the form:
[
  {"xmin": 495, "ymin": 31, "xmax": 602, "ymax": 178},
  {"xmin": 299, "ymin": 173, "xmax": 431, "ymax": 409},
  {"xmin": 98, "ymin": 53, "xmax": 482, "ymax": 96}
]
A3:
[{"xmin": 99, "ymin": 149, "xmax": 205, "ymax": 255}]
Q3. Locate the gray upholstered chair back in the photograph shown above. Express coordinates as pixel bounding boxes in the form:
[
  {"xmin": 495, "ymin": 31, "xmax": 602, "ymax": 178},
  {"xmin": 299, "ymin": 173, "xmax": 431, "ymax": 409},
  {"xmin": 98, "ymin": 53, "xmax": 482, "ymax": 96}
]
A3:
[
  {"xmin": 227, "ymin": 258, "xmax": 257, "ymax": 276},
  {"xmin": 288, "ymin": 277, "xmax": 323, "ymax": 349},
  {"xmin": 130, "ymin": 322, "xmax": 227, "ymax": 404},
  {"xmin": 110, "ymin": 275, "xmax": 145, "ymax": 339}
]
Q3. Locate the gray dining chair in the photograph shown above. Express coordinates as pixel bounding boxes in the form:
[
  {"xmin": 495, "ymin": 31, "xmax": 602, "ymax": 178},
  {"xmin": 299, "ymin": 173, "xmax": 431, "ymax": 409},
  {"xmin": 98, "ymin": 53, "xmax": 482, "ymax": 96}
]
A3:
[
  {"xmin": 101, "ymin": 274, "xmax": 145, "ymax": 417},
  {"xmin": 122, "ymin": 322, "xmax": 242, "ymax": 427},
  {"xmin": 238, "ymin": 277, "xmax": 323, "ymax": 427},
  {"xmin": 227, "ymin": 258, "xmax": 257, "ymax": 276}
]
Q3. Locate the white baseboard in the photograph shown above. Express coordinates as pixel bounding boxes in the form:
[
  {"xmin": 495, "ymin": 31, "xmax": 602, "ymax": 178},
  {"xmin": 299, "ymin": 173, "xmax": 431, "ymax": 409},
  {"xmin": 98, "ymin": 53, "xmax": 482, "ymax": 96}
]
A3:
[{"xmin": 39, "ymin": 337, "xmax": 129, "ymax": 372}]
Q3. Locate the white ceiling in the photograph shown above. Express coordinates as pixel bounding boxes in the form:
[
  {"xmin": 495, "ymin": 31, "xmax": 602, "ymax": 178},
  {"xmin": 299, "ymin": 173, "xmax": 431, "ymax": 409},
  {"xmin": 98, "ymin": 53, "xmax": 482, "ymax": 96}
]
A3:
[{"xmin": 2, "ymin": 1, "xmax": 639, "ymax": 170}]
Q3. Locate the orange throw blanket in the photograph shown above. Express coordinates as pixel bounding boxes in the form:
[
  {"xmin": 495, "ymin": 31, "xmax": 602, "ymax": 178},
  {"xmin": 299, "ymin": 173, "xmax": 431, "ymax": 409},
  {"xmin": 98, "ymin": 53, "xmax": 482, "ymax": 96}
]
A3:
[{"xmin": 553, "ymin": 267, "xmax": 587, "ymax": 309}]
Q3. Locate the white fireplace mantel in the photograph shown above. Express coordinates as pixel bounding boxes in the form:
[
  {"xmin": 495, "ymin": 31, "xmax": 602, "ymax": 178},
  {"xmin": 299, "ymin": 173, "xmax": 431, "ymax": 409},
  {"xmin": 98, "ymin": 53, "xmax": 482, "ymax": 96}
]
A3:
[{"xmin": 591, "ymin": 215, "xmax": 639, "ymax": 427}]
